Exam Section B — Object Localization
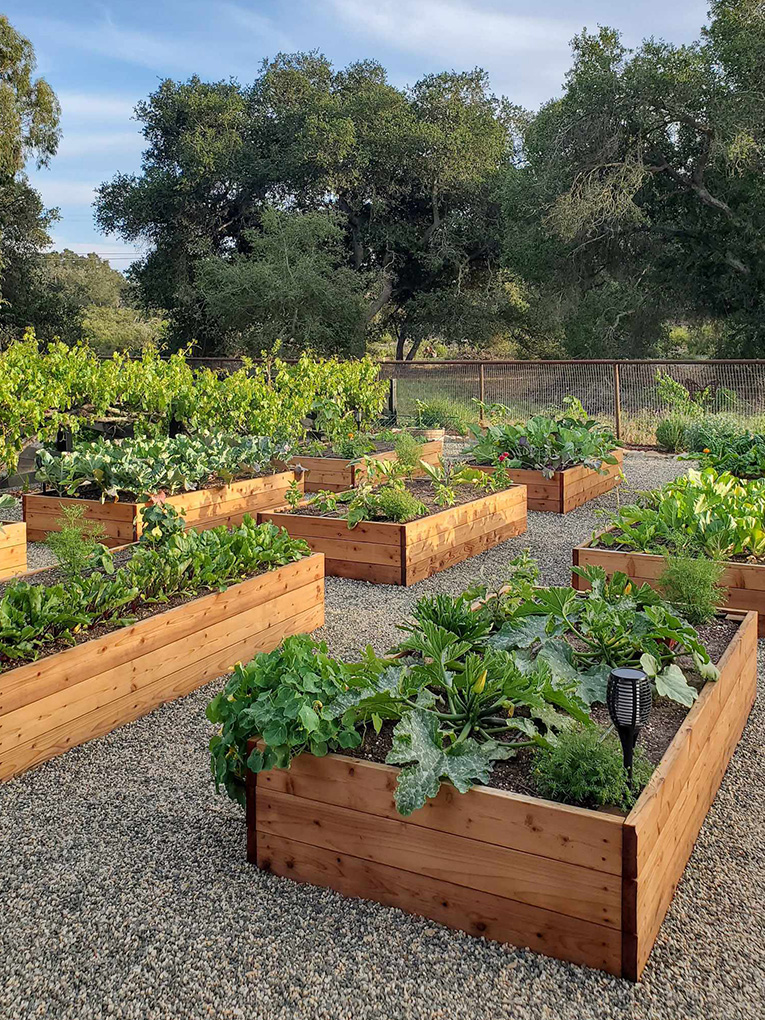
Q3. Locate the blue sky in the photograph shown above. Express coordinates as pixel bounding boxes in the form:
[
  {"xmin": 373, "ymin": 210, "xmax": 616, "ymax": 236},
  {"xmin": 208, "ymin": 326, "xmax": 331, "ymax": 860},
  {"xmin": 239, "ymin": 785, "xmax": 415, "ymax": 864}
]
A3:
[{"xmin": 7, "ymin": 0, "xmax": 709, "ymax": 268}]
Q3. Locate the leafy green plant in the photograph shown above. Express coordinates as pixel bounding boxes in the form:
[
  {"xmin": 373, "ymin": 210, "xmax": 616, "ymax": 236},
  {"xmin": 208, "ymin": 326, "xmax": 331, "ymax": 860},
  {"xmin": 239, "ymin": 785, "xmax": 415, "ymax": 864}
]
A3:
[
  {"xmin": 209, "ymin": 552, "xmax": 717, "ymax": 817},
  {"xmin": 0, "ymin": 493, "xmax": 16, "ymax": 535},
  {"xmin": 489, "ymin": 563, "xmax": 717, "ymax": 707},
  {"xmin": 657, "ymin": 554, "xmax": 727, "ymax": 626},
  {"xmin": 0, "ymin": 504, "xmax": 310, "ymax": 666},
  {"xmin": 35, "ymin": 433, "xmax": 291, "ymax": 501},
  {"xmin": 331, "ymin": 432, "xmax": 376, "ymax": 460},
  {"xmin": 685, "ymin": 432, "xmax": 765, "ymax": 479},
  {"xmin": 683, "ymin": 415, "xmax": 744, "ymax": 453},
  {"xmin": 532, "ymin": 725, "xmax": 654, "ymax": 810},
  {"xmin": 463, "ymin": 400, "xmax": 619, "ymax": 477},
  {"xmin": 207, "ymin": 635, "xmax": 369, "ymax": 805},
  {"xmin": 594, "ymin": 468, "xmax": 765, "ymax": 561},
  {"xmin": 283, "ymin": 479, "xmax": 303, "ymax": 509},
  {"xmin": 45, "ymin": 504, "xmax": 113, "ymax": 580}
]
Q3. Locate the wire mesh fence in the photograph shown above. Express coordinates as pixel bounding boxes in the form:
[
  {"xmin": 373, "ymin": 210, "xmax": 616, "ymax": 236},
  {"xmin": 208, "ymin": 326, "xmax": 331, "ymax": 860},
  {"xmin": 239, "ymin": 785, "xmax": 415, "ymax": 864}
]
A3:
[{"xmin": 186, "ymin": 358, "xmax": 765, "ymax": 447}]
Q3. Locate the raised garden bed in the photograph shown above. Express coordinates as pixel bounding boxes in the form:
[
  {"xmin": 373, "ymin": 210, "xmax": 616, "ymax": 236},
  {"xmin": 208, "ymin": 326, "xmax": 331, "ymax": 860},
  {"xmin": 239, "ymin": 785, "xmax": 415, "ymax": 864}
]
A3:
[
  {"xmin": 258, "ymin": 482, "xmax": 527, "ymax": 585},
  {"xmin": 468, "ymin": 449, "xmax": 623, "ymax": 513},
  {"xmin": 0, "ymin": 522, "xmax": 26, "ymax": 580},
  {"xmin": 22, "ymin": 471, "xmax": 303, "ymax": 547},
  {"xmin": 291, "ymin": 438, "xmax": 443, "ymax": 493},
  {"xmin": 246, "ymin": 608, "xmax": 756, "ymax": 980},
  {"xmin": 573, "ymin": 531, "xmax": 765, "ymax": 637},
  {"xmin": 0, "ymin": 552, "xmax": 325, "ymax": 782}
]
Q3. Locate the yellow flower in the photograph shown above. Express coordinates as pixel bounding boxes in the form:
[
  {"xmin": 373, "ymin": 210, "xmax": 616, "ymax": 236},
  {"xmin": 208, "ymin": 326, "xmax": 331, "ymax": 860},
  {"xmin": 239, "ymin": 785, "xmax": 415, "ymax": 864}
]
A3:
[{"xmin": 472, "ymin": 670, "xmax": 487, "ymax": 694}]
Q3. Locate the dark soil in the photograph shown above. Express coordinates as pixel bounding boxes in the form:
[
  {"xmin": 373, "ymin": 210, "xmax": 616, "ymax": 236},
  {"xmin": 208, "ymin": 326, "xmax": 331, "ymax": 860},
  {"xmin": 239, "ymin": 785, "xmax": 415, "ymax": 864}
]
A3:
[
  {"xmin": 349, "ymin": 616, "xmax": 740, "ymax": 806},
  {"xmin": 286, "ymin": 478, "xmax": 506, "ymax": 521}
]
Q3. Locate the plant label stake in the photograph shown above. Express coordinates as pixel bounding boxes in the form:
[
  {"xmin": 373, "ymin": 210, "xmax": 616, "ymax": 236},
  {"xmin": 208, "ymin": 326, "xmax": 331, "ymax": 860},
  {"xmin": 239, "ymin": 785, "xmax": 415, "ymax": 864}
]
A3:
[{"xmin": 607, "ymin": 667, "xmax": 652, "ymax": 782}]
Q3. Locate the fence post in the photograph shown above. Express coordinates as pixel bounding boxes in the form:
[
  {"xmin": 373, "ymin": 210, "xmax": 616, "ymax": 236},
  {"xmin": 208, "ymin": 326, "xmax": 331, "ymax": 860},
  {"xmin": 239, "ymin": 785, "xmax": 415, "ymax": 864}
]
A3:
[
  {"xmin": 388, "ymin": 377, "xmax": 398, "ymax": 423},
  {"xmin": 613, "ymin": 362, "xmax": 622, "ymax": 440},
  {"xmin": 479, "ymin": 363, "xmax": 486, "ymax": 407}
]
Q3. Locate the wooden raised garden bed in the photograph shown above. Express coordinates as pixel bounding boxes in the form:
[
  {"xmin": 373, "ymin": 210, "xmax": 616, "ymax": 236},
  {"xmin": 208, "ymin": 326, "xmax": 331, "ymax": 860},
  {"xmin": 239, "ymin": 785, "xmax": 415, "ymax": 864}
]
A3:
[
  {"xmin": 0, "ymin": 552, "xmax": 325, "ymax": 782},
  {"xmin": 471, "ymin": 449, "xmax": 623, "ymax": 513},
  {"xmin": 258, "ymin": 484, "xmax": 527, "ymax": 585},
  {"xmin": 0, "ymin": 522, "xmax": 26, "ymax": 580},
  {"xmin": 22, "ymin": 470, "xmax": 303, "ymax": 547},
  {"xmin": 291, "ymin": 438, "xmax": 444, "ymax": 493},
  {"xmin": 573, "ymin": 532, "xmax": 765, "ymax": 637},
  {"xmin": 247, "ymin": 608, "xmax": 756, "ymax": 980}
]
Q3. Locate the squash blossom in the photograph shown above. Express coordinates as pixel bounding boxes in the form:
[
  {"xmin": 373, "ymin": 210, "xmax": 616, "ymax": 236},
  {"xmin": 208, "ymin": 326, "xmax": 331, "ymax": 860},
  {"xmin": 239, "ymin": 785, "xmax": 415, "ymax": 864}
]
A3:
[{"xmin": 472, "ymin": 670, "xmax": 487, "ymax": 693}]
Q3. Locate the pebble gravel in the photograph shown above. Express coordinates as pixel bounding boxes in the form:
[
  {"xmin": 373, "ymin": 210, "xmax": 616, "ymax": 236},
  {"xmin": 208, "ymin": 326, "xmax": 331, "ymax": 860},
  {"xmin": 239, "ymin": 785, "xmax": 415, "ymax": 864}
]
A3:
[{"xmin": 1, "ymin": 451, "xmax": 763, "ymax": 1020}]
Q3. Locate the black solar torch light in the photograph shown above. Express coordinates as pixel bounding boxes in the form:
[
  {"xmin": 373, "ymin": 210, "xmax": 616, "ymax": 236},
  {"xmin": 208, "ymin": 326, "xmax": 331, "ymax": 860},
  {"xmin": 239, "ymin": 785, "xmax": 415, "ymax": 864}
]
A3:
[{"xmin": 607, "ymin": 667, "xmax": 652, "ymax": 782}]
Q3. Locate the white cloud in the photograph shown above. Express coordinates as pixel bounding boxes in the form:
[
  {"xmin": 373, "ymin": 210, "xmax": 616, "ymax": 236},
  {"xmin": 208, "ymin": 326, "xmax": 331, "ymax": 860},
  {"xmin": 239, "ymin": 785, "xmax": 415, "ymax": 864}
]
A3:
[
  {"xmin": 57, "ymin": 92, "xmax": 139, "ymax": 121},
  {"xmin": 33, "ymin": 181, "xmax": 99, "ymax": 206},
  {"xmin": 330, "ymin": 0, "xmax": 574, "ymax": 63},
  {"xmin": 56, "ymin": 131, "xmax": 144, "ymax": 160}
]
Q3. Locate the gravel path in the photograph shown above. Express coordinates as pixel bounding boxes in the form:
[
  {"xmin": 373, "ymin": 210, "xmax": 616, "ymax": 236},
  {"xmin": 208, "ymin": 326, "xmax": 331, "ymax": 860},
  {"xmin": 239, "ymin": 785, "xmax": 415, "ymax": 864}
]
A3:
[{"xmin": 2, "ymin": 452, "xmax": 763, "ymax": 1020}]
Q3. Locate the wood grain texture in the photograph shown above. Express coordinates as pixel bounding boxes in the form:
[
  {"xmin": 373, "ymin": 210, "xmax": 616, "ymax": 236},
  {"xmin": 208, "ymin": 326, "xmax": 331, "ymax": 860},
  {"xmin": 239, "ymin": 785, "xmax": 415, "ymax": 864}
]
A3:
[
  {"xmin": 294, "ymin": 439, "xmax": 443, "ymax": 493},
  {"xmin": 260, "ymin": 485, "xmax": 527, "ymax": 585},
  {"xmin": 22, "ymin": 472, "xmax": 302, "ymax": 546},
  {"xmin": 246, "ymin": 610, "xmax": 754, "ymax": 981},
  {"xmin": 621, "ymin": 610, "xmax": 757, "ymax": 980},
  {"xmin": 574, "ymin": 535, "xmax": 765, "ymax": 636},
  {"xmin": 256, "ymin": 788, "xmax": 621, "ymax": 926},
  {"xmin": 0, "ymin": 553, "xmax": 325, "ymax": 781},
  {"xmin": 0, "ymin": 522, "xmax": 27, "ymax": 580},
  {"xmin": 471, "ymin": 450, "xmax": 622, "ymax": 514},
  {"xmin": 257, "ymin": 832, "xmax": 623, "ymax": 973}
]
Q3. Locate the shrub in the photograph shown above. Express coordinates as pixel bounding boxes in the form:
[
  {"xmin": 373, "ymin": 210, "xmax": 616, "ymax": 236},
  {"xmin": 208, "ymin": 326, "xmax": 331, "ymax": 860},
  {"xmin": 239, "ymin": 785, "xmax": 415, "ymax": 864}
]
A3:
[
  {"xmin": 657, "ymin": 554, "xmax": 727, "ymax": 626},
  {"xmin": 655, "ymin": 416, "xmax": 689, "ymax": 452},
  {"xmin": 360, "ymin": 485, "xmax": 426, "ymax": 523},
  {"xmin": 532, "ymin": 725, "xmax": 654, "ymax": 810}
]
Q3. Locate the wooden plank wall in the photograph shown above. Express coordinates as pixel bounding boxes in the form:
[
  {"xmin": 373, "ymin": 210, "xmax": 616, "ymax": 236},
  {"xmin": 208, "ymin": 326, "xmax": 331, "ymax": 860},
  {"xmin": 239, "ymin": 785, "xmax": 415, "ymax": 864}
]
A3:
[
  {"xmin": 473, "ymin": 450, "xmax": 622, "ymax": 513},
  {"xmin": 23, "ymin": 472, "xmax": 302, "ymax": 546},
  {"xmin": 296, "ymin": 439, "xmax": 444, "ymax": 493},
  {"xmin": 404, "ymin": 485, "xmax": 527, "ymax": 585},
  {"xmin": 261, "ymin": 484, "xmax": 527, "ymax": 586},
  {"xmin": 573, "ymin": 541, "xmax": 765, "ymax": 637},
  {"xmin": 622, "ymin": 610, "xmax": 757, "ymax": 979},
  {"xmin": 0, "ymin": 553, "xmax": 325, "ymax": 781},
  {"xmin": 0, "ymin": 522, "xmax": 27, "ymax": 580},
  {"xmin": 253, "ymin": 751, "xmax": 625, "ymax": 974}
]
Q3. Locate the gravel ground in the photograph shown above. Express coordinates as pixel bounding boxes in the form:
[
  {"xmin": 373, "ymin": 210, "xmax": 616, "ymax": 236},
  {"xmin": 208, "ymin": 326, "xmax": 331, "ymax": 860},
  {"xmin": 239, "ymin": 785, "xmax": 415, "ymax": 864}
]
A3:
[{"xmin": 2, "ymin": 451, "xmax": 764, "ymax": 1020}]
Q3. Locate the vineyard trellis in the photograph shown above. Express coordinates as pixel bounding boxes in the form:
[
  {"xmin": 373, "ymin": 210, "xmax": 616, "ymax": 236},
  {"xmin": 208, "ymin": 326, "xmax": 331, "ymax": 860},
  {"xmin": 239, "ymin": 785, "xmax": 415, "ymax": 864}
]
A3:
[{"xmin": 186, "ymin": 358, "xmax": 765, "ymax": 446}]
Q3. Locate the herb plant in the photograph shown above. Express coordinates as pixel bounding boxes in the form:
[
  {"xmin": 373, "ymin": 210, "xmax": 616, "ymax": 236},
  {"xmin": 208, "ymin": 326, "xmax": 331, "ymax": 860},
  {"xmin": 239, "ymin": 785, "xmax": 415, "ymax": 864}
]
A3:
[
  {"xmin": 45, "ymin": 505, "xmax": 113, "ymax": 580},
  {"xmin": 532, "ymin": 725, "xmax": 654, "ymax": 811},
  {"xmin": 657, "ymin": 554, "xmax": 727, "ymax": 626},
  {"xmin": 462, "ymin": 399, "xmax": 619, "ymax": 477}
]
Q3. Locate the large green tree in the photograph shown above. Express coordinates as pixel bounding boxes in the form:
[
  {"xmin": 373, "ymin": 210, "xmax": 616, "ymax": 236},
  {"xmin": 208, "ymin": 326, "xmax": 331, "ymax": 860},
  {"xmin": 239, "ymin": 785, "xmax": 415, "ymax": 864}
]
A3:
[
  {"xmin": 96, "ymin": 56, "xmax": 515, "ymax": 357},
  {"xmin": 503, "ymin": 0, "xmax": 765, "ymax": 356},
  {"xmin": 0, "ymin": 16, "xmax": 61, "ymax": 338}
]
